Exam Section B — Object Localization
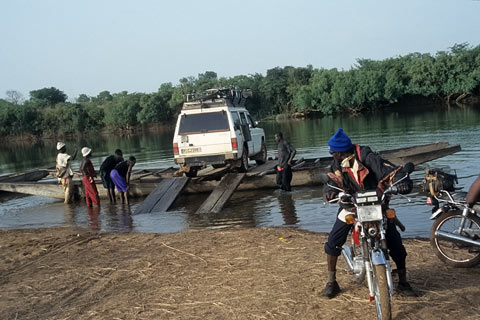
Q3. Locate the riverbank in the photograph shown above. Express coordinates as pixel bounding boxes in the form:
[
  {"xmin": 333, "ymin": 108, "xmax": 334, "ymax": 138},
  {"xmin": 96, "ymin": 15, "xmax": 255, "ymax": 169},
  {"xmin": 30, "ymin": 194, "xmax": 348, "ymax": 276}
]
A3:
[
  {"xmin": 1, "ymin": 227, "xmax": 479, "ymax": 319},
  {"xmin": 0, "ymin": 121, "xmax": 177, "ymax": 144}
]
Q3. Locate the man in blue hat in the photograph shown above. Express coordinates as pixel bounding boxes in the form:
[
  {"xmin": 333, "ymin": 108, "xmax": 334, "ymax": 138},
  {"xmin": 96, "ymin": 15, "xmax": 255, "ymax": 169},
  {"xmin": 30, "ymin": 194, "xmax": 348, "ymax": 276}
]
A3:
[{"xmin": 321, "ymin": 128, "xmax": 416, "ymax": 298}]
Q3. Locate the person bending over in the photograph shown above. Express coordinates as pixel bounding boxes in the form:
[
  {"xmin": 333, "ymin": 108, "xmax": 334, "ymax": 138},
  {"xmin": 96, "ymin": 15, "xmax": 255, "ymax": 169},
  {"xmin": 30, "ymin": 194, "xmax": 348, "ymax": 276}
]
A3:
[
  {"xmin": 100, "ymin": 149, "xmax": 124, "ymax": 203},
  {"xmin": 110, "ymin": 156, "xmax": 136, "ymax": 204}
]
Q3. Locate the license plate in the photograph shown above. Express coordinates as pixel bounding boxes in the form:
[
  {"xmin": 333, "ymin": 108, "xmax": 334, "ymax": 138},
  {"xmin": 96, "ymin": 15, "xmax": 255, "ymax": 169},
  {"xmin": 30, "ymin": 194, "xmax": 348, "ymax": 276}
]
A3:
[
  {"xmin": 180, "ymin": 147, "xmax": 201, "ymax": 154},
  {"xmin": 357, "ymin": 205, "xmax": 383, "ymax": 222}
]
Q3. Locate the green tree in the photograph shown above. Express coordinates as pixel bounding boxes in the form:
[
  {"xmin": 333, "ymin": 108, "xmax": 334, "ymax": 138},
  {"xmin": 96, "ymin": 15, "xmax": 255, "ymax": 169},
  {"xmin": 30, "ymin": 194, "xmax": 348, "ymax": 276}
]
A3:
[
  {"xmin": 92, "ymin": 91, "xmax": 113, "ymax": 105},
  {"xmin": 104, "ymin": 93, "xmax": 142, "ymax": 129},
  {"xmin": 137, "ymin": 84, "xmax": 175, "ymax": 124},
  {"xmin": 76, "ymin": 94, "xmax": 91, "ymax": 103},
  {"xmin": 196, "ymin": 71, "xmax": 219, "ymax": 92},
  {"xmin": 29, "ymin": 87, "xmax": 67, "ymax": 107}
]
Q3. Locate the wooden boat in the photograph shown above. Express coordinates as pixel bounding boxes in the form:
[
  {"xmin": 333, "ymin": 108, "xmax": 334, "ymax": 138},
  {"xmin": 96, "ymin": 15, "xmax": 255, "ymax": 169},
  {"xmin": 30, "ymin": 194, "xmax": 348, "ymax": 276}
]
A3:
[
  {"xmin": 0, "ymin": 142, "xmax": 461, "ymax": 200},
  {"xmin": 0, "ymin": 169, "xmax": 49, "ymax": 183}
]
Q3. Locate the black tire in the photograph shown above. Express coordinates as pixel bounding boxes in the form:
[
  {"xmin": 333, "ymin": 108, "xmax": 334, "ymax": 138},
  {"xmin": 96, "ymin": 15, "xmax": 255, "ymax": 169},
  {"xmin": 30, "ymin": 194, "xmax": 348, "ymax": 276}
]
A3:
[
  {"xmin": 255, "ymin": 142, "xmax": 267, "ymax": 165},
  {"xmin": 374, "ymin": 264, "xmax": 392, "ymax": 320},
  {"xmin": 239, "ymin": 146, "xmax": 249, "ymax": 172},
  {"xmin": 430, "ymin": 211, "xmax": 480, "ymax": 268}
]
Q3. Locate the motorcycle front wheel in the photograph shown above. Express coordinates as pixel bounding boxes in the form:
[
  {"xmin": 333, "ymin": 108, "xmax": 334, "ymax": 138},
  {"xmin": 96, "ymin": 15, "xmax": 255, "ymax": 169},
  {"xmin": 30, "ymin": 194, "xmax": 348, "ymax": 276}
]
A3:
[
  {"xmin": 374, "ymin": 264, "xmax": 392, "ymax": 320},
  {"xmin": 430, "ymin": 211, "xmax": 480, "ymax": 268}
]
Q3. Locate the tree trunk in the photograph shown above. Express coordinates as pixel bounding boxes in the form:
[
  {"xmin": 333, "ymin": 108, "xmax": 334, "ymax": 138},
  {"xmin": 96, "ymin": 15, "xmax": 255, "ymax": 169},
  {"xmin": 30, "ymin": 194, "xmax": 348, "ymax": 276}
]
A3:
[
  {"xmin": 455, "ymin": 92, "xmax": 469, "ymax": 103},
  {"xmin": 446, "ymin": 93, "xmax": 454, "ymax": 104}
]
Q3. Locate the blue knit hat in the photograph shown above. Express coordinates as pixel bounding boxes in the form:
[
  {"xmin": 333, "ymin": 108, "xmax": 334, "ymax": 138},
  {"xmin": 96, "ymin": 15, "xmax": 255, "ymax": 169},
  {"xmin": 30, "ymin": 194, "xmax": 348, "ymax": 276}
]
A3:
[{"xmin": 328, "ymin": 128, "xmax": 353, "ymax": 152}]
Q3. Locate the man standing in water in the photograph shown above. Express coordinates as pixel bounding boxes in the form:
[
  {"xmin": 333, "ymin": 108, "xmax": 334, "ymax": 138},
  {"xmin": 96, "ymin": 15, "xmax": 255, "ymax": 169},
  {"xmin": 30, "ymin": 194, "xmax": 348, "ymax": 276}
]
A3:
[
  {"xmin": 80, "ymin": 147, "xmax": 100, "ymax": 207},
  {"xmin": 100, "ymin": 149, "xmax": 124, "ymax": 203},
  {"xmin": 321, "ymin": 128, "xmax": 417, "ymax": 298},
  {"xmin": 275, "ymin": 132, "xmax": 296, "ymax": 191},
  {"xmin": 56, "ymin": 142, "xmax": 78, "ymax": 204}
]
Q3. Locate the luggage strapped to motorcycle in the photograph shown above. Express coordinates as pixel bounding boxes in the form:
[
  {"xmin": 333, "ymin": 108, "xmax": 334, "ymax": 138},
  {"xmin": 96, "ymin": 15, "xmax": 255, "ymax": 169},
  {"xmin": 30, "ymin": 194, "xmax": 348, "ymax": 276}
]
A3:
[{"xmin": 423, "ymin": 168, "xmax": 458, "ymax": 196}]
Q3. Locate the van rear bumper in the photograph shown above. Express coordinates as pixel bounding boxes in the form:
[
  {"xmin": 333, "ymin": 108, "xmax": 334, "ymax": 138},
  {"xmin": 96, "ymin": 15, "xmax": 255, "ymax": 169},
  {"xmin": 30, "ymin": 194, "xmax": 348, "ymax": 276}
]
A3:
[{"xmin": 175, "ymin": 154, "xmax": 229, "ymax": 167}]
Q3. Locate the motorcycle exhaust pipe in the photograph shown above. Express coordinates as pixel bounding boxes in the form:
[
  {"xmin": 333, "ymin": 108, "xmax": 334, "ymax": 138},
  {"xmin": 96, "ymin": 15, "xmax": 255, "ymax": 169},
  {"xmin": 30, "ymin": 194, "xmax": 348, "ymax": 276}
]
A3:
[
  {"xmin": 341, "ymin": 246, "xmax": 354, "ymax": 272},
  {"xmin": 435, "ymin": 230, "xmax": 480, "ymax": 247}
]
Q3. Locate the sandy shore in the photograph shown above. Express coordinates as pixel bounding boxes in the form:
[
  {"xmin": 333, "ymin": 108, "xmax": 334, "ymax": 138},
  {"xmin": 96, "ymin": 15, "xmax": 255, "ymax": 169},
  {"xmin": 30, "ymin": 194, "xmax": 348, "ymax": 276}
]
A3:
[{"xmin": 0, "ymin": 226, "xmax": 479, "ymax": 320}]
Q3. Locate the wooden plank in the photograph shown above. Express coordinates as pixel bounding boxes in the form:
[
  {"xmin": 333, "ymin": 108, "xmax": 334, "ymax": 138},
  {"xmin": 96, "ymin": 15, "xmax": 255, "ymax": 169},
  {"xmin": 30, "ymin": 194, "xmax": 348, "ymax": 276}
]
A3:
[
  {"xmin": 135, "ymin": 179, "xmax": 176, "ymax": 213},
  {"xmin": 385, "ymin": 145, "xmax": 462, "ymax": 166},
  {"xmin": 152, "ymin": 177, "xmax": 190, "ymax": 212},
  {"xmin": 134, "ymin": 177, "xmax": 189, "ymax": 214},
  {"xmin": 196, "ymin": 173, "xmax": 245, "ymax": 214},
  {"xmin": 379, "ymin": 142, "xmax": 450, "ymax": 158},
  {"xmin": 196, "ymin": 166, "xmax": 231, "ymax": 180}
]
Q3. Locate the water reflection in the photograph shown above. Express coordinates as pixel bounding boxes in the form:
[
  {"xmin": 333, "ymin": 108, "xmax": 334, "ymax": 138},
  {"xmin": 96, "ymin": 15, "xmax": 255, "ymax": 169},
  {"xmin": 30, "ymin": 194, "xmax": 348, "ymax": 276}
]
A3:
[
  {"xmin": 64, "ymin": 203, "xmax": 76, "ymax": 225},
  {"xmin": 87, "ymin": 206, "xmax": 101, "ymax": 231},
  {"xmin": 278, "ymin": 192, "xmax": 298, "ymax": 225},
  {"xmin": 179, "ymin": 191, "xmax": 259, "ymax": 229}
]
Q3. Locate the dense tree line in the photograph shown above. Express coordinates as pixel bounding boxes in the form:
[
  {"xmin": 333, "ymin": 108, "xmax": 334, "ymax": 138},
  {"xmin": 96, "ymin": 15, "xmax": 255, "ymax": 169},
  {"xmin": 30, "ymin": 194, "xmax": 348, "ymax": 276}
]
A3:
[{"xmin": 1, "ymin": 43, "xmax": 479, "ymax": 137}]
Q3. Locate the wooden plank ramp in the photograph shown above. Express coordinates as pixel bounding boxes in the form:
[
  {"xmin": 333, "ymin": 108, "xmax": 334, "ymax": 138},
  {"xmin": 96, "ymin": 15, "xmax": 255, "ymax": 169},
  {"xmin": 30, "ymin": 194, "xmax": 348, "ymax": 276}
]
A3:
[
  {"xmin": 134, "ymin": 177, "xmax": 189, "ymax": 214},
  {"xmin": 195, "ymin": 173, "xmax": 246, "ymax": 214},
  {"xmin": 385, "ymin": 144, "xmax": 462, "ymax": 166}
]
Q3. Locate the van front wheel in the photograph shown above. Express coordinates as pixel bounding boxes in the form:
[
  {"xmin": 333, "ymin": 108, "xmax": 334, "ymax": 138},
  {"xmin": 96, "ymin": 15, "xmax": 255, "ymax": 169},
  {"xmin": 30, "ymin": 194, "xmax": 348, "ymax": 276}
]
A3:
[
  {"xmin": 255, "ymin": 142, "xmax": 267, "ymax": 165},
  {"xmin": 240, "ymin": 146, "xmax": 249, "ymax": 172}
]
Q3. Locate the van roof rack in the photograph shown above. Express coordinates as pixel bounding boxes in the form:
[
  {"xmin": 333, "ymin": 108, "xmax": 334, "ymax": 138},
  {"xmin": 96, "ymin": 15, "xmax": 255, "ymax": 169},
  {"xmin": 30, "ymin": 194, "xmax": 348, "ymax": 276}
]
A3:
[{"xmin": 183, "ymin": 87, "xmax": 252, "ymax": 110}]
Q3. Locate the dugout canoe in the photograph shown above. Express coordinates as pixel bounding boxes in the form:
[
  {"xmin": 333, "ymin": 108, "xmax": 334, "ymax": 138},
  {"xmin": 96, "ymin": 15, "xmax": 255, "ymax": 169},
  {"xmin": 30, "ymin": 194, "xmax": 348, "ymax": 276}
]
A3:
[
  {"xmin": 0, "ymin": 169, "xmax": 49, "ymax": 183},
  {"xmin": 0, "ymin": 142, "xmax": 461, "ymax": 200}
]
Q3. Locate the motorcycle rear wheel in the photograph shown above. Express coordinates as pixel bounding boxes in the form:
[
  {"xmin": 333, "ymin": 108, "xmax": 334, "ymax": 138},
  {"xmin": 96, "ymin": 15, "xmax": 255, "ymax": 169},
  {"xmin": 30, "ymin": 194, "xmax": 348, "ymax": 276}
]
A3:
[
  {"xmin": 430, "ymin": 211, "xmax": 480, "ymax": 268},
  {"xmin": 374, "ymin": 264, "xmax": 392, "ymax": 320}
]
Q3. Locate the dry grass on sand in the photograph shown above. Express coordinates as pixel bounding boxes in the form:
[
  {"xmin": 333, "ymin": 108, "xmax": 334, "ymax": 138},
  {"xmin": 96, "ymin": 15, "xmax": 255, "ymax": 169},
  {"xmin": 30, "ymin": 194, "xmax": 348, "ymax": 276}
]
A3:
[{"xmin": 0, "ymin": 227, "xmax": 479, "ymax": 319}]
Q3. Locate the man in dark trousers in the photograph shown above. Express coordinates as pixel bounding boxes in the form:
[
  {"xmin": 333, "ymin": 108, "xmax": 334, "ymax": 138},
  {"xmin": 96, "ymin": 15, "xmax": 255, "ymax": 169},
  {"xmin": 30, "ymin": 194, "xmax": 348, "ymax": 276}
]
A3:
[
  {"xmin": 100, "ymin": 149, "xmax": 123, "ymax": 203},
  {"xmin": 275, "ymin": 132, "xmax": 296, "ymax": 191},
  {"xmin": 321, "ymin": 128, "xmax": 416, "ymax": 298}
]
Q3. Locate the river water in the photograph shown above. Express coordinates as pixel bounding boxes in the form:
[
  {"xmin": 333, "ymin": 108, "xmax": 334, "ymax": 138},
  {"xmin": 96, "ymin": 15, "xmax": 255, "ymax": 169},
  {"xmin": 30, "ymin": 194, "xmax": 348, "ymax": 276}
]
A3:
[{"xmin": 1, "ymin": 104, "xmax": 479, "ymax": 237}]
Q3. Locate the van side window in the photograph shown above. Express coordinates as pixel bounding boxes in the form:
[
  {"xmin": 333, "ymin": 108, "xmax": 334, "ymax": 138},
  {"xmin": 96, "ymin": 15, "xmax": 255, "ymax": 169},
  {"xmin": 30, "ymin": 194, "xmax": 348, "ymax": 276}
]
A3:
[
  {"xmin": 239, "ymin": 112, "xmax": 247, "ymax": 125},
  {"xmin": 231, "ymin": 112, "xmax": 241, "ymax": 129}
]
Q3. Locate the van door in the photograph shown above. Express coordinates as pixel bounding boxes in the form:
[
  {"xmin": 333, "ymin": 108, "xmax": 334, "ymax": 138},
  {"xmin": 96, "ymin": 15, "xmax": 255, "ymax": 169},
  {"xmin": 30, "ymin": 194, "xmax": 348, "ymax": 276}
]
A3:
[
  {"xmin": 239, "ymin": 112, "xmax": 252, "ymax": 154},
  {"xmin": 246, "ymin": 114, "xmax": 261, "ymax": 154}
]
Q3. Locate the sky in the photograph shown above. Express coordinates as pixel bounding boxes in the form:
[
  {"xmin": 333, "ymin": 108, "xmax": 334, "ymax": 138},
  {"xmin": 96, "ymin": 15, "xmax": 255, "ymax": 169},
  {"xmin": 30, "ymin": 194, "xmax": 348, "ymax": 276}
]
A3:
[{"xmin": 1, "ymin": 0, "xmax": 480, "ymax": 101}]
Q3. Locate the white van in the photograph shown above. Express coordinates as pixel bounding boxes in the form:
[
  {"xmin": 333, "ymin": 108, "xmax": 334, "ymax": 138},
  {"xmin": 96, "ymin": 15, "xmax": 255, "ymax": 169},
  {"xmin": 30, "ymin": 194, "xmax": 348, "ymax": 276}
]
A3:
[{"xmin": 172, "ymin": 88, "xmax": 266, "ymax": 177}]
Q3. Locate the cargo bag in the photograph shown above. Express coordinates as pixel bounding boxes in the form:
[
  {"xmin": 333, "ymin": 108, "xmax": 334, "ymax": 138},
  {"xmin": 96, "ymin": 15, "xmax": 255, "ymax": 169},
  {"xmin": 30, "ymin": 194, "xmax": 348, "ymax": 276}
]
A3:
[{"xmin": 423, "ymin": 168, "xmax": 458, "ymax": 196}]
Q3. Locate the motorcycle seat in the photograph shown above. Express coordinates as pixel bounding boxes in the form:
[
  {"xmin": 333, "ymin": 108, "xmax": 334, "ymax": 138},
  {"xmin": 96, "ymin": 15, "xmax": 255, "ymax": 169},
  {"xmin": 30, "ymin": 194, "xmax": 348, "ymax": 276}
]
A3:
[{"xmin": 437, "ymin": 191, "xmax": 467, "ymax": 203}]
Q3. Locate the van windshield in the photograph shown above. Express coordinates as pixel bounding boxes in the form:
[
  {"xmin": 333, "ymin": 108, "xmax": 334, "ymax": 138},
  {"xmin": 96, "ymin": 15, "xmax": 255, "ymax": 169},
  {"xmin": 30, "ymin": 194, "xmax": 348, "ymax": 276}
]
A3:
[{"xmin": 178, "ymin": 111, "xmax": 230, "ymax": 134}]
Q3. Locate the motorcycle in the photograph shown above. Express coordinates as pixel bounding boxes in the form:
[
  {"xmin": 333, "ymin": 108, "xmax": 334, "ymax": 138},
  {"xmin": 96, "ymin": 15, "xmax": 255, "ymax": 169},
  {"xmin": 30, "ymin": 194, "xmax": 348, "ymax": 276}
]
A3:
[
  {"xmin": 425, "ymin": 187, "xmax": 480, "ymax": 268},
  {"xmin": 323, "ymin": 163, "xmax": 414, "ymax": 320}
]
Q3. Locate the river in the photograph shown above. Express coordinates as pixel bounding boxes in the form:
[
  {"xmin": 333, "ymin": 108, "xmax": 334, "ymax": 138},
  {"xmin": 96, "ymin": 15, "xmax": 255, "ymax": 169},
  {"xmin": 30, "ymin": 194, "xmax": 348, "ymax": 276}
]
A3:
[{"xmin": 1, "ymin": 103, "xmax": 479, "ymax": 237}]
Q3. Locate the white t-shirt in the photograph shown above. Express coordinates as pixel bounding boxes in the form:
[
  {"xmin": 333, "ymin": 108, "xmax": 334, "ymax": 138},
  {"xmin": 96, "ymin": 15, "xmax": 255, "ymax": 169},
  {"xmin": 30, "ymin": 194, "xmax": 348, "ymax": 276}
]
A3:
[{"xmin": 56, "ymin": 153, "xmax": 74, "ymax": 177}]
